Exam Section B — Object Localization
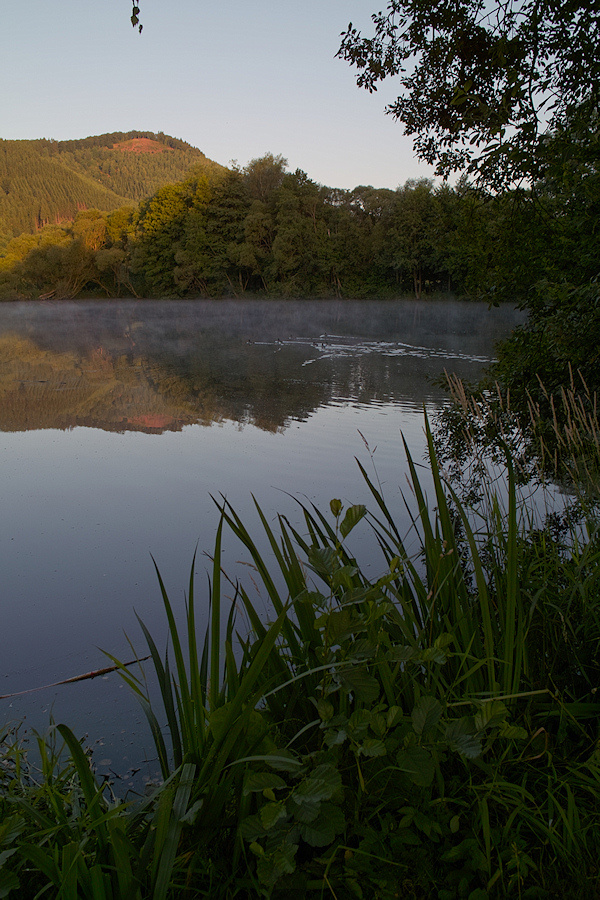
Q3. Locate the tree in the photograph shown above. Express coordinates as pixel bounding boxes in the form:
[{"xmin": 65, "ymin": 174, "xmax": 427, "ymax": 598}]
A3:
[
  {"xmin": 385, "ymin": 179, "xmax": 440, "ymax": 298},
  {"xmin": 338, "ymin": 0, "xmax": 600, "ymax": 188}
]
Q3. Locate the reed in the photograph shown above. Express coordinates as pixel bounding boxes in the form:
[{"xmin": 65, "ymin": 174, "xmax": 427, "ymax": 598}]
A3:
[
  {"xmin": 107, "ymin": 416, "xmax": 600, "ymax": 897},
  {"xmin": 1, "ymin": 413, "xmax": 598, "ymax": 898}
]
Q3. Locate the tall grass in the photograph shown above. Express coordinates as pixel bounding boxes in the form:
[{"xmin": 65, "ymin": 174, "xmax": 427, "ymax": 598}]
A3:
[
  {"xmin": 0, "ymin": 721, "xmax": 197, "ymax": 899},
  {"xmin": 107, "ymin": 416, "xmax": 600, "ymax": 896},
  {"xmin": 1, "ymin": 412, "xmax": 599, "ymax": 898}
]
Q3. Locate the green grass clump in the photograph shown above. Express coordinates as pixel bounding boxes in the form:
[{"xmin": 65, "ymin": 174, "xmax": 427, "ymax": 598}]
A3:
[{"xmin": 1, "ymin": 416, "xmax": 599, "ymax": 898}]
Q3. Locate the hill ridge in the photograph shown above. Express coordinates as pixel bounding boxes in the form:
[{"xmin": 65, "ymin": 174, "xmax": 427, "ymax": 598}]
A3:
[{"xmin": 0, "ymin": 131, "xmax": 222, "ymax": 242}]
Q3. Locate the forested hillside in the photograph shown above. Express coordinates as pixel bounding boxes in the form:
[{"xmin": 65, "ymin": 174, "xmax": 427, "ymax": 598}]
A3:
[
  {"xmin": 0, "ymin": 131, "xmax": 221, "ymax": 243},
  {"xmin": 2, "ymin": 147, "xmax": 592, "ymax": 310}
]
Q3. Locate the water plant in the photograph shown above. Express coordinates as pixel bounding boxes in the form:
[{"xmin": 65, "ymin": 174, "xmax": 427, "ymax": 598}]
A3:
[
  {"xmin": 0, "ymin": 721, "xmax": 196, "ymax": 899},
  {"xmin": 1, "ymin": 415, "xmax": 598, "ymax": 898},
  {"xmin": 109, "ymin": 419, "xmax": 600, "ymax": 897}
]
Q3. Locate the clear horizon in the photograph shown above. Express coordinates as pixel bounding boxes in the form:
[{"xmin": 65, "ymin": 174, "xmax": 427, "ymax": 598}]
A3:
[{"xmin": 1, "ymin": 0, "xmax": 438, "ymax": 191}]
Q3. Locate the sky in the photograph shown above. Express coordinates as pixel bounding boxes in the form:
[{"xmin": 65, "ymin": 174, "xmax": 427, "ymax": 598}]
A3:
[{"xmin": 0, "ymin": 0, "xmax": 438, "ymax": 191}]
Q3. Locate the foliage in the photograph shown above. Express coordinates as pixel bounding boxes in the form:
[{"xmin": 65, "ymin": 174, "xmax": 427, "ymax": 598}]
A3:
[
  {"xmin": 0, "ymin": 132, "xmax": 218, "ymax": 239},
  {"xmin": 103, "ymin": 423, "xmax": 600, "ymax": 896},
  {"xmin": 338, "ymin": 0, "xmax": 600, "ymax": 188},
  {"xmin": 1, "ymin": 417, "xmax": 600, "ymax": 896},
  {"xmin": 0, "ymin": 207, "xmax": 140, "ymax": 299},
  {"xmin": 0, "ymin": 721, "xmax": 197, "ymax": 899},
  {"xmin": 435, "ymin": 371, "xmax": 600, "ymax": 510},
  {"xmin": 2, "ymin": 160, "xmax": 468, "ymax": 300}
]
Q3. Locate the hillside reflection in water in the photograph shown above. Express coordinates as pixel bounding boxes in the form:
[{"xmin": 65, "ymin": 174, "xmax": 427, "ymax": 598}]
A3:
[{"xmin": 0, "ymin": 299, "xmax": 522, "ymax": 788}]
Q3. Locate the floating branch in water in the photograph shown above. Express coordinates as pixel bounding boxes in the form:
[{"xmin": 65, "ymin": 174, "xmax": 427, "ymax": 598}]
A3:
[{"xmin": 0, "ymin": 657, "xmax": 150, "ymax": 701}]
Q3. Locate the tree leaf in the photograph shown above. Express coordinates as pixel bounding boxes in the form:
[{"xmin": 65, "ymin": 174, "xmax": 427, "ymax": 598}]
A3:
[
  {"xmin": 474, "ymin": 700, "xmax": 508, "ymax": 732},
  {"xmin": 260, "ymin": 801, "xmax": 288, "ymax": 830},
  {"xmin": 446, "ymin": 718, "xmax": 483, "ymax": 759},
  {"xmin": 298, "ymin": 804, "xmax": 345, "ymax": 846},
  {"xmin": 330, "ymin": 498, "xmax": 343, "ymax": 518}
]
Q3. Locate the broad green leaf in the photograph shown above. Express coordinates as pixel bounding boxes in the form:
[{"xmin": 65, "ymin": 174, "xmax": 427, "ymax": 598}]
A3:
[
  {"xmin": 339, "ymin": 666, "xmax": 380, "ymax": 703},
  {"xmin": 244, "ymin": 709, "xmax": 270, "ymax": 748},
  {"xmin": 292, "ymin": 800, "xmax": 321, "ymax": 824},
  {"xmin": 411, "ymin": 695, "xmax": 442, "ymax": 737},
  {"xmin": 340, "ymin": 504, "xmax": 367, "ymax": 539},
  {"xmin": 434, "ymin": 633, "xmax": 454, "ymax": 652},
  {"xmin": 330, "ymin": 498, "xmax": 343, "ymax": 518},
  {"xmin": 260, "ymin": 801, "xmax": 287, "ymax": 830},
  {"xmin": 499, "ymin": 722, "xmax": 529, "ymax": 740},
  {"xmin": 370, "ymin": 712, "xmax": 387, "ymax": 736},
  {"xmin": 243, "ymin": 772, "xmax": 287, "ymax": 795},
  {"xmin": 239, "ymin": 814, "xmax": 267, "ymax": 841},
  {"xmin": 308, "ymin": 546, "xmax": 337, "ymax": 577},
  {"xmin": 292, "ymin": 764, "xmax": 341, "ymax": 805},
  {"xmin": 326, "ymin": 608, "xmax": 365, "ymax": 642},
  {"xmin": 298, "ymin": 804, "xmax": 345, "ymax": 847},
  {"xmin": 446, "ymin": 719, "xmax": 483, "ymax": 759},
  {"xmin": 387, "ymin": 705, "xmax": 404, "ymax": 728},
  {"xmin": 420, "ymin": 646, "xmax": 448, "ymax": 664},
  {"xmin": 387, "ymin": 646, "xmax": 418, "ymax": 663},
  {"xmin": 324, "ymin": 728, "xmax": 347, "ymax": 748},
  {"xmin": 348, "ymin": 708, "xmax": 372, "ymax": 739},
  {"xmin": 474, "ymin": 700, "xmax": 508, "ymax": 732},
  {"xmin": 257, "ymin": 843, "xmax": 297, "ymax": 885},
  {"xmin": 396, "ymin": 746, "xmax": 435, "ymax": 787},
  {"xmin": 317, "ymin": 698, "xmax": 335, "ymax": 721},
  {"xmin": 351, "ymin": 637, "xmax": 377, "ymax": 659},
  {"xmin": 331, "ymin": 565, "xmax": 359, "ymax": 591},
  {"xmin": 360, "ymin": 738, "xmax": 387, "ymax": 757},
  {"xmin": 0, "ymin": 817, "xmax": 24, "ymax": 845}
]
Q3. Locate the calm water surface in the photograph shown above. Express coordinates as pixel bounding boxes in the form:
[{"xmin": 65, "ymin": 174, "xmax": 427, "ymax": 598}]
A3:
[{"xmin": 0, "ymin": 298, "xmax": 523, "ymax": 787}]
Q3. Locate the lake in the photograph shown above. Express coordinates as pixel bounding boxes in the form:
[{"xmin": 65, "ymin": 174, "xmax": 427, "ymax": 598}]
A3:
[{"xmin": 0, "ymin": 298, "xmax": 523, "ymax": 789}]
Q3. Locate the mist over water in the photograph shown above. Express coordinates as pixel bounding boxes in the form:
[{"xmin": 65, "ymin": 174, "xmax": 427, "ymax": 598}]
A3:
[{"xmin": 0, "ymin": 298, "xmax": 523, "ymax": 788}]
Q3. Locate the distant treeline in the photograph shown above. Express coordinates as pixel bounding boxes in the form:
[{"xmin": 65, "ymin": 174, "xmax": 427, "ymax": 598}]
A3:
[{"xmin": 0, "ymin": 151, "xmax": 591, "ymax": 302}]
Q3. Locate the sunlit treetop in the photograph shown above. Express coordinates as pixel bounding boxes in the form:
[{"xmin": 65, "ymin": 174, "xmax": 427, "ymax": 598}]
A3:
[{"xmin": 338, "ymin": 0, "xmax": 600, "ymax": 188}]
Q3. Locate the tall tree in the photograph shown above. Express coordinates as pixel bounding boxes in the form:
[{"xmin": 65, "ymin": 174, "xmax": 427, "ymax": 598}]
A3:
[
  {"xmin": 385, "ymin": 179, "xmax": 440, "ymax": 299},
  {"xmin": 338, "ymin": 0, "xmax": 600, "ymax": 188}
]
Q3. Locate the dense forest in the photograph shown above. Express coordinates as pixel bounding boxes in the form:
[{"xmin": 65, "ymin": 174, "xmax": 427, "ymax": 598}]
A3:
[
  {"xmin": 0, "ymin": 131, "xmax": 220, "ymax": 243},
  {"xmin": 1, "ymin": 141, "xmax": 594, "ymax": 318}
]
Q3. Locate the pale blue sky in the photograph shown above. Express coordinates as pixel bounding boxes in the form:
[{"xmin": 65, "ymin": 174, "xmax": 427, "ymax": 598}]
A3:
[{"xmin": 1, "ymin": 0, "xmax": 437, "ymax": 190}]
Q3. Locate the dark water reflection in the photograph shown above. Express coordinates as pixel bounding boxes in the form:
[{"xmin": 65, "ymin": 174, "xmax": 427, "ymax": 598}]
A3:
[
  {"xmin": 0, "ymin": 298, "xmax": 518, "ymax": 433},
  {"xmin": 0, "ymin": 299, "xmax": 523, "ymax": 789}
]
